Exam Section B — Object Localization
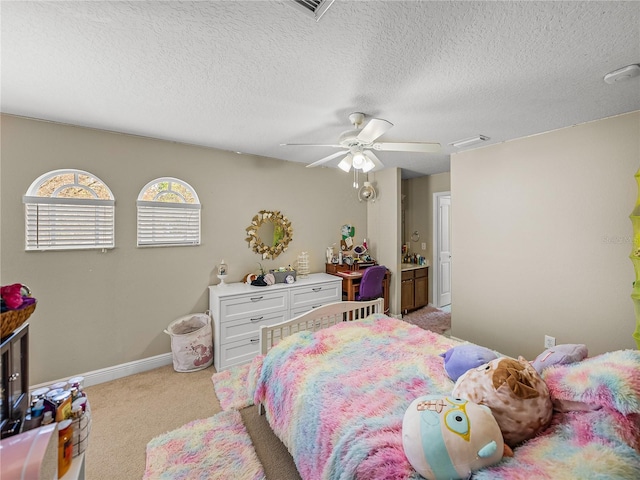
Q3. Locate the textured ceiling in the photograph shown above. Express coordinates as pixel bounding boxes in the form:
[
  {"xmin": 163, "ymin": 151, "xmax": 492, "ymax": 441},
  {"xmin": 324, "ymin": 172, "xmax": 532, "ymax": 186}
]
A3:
[{"xmin": 2, "ymin": 1, "xmax": 639, "ymax": 178}]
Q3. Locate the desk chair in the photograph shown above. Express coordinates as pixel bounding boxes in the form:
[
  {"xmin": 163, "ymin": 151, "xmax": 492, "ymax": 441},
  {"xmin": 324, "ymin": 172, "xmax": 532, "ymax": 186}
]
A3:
[{"xmin": 355, "ymin": 265, "xmax": 387, "ymax": 302}]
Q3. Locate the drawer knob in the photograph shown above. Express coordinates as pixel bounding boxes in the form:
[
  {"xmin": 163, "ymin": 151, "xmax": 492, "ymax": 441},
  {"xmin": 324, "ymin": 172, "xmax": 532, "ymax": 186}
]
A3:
[
  {"xmin": 250, "ymin": 316, "xmax": 264, "ymax": 322},
  {"xmin": 250, "ymin": 338, "xmax": 259, "ymax": 344}
]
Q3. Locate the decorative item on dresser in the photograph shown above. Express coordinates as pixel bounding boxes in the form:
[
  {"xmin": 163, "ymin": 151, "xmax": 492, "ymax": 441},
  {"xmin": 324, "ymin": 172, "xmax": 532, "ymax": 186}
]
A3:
[
  {"xmin": 216, "ymin": 259, "xmax": 228, "ymax": 286},
  {"xmin": 208, "ymin": 272, "xmax": 342, "ymax": 371},
  {"xmin": 296, "ymin": 251, "xmax": 310, "ymax": 278}
]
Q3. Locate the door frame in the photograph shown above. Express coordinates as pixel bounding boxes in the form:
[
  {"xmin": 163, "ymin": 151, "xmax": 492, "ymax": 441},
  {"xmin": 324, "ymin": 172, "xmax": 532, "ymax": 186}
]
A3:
[{"xmin": 432, "ymin": 191, "xmax": 451, "ymax": 308}]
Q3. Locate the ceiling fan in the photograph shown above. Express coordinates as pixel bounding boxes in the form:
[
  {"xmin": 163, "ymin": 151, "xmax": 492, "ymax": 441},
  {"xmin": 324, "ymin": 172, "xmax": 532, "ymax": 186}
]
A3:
[{"xmin": 281, "ymin": 112, "xmax": 441, "ymax": 174}]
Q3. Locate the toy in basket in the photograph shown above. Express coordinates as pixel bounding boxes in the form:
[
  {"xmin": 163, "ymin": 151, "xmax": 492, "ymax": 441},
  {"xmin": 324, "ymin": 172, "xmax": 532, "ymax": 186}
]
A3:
[{"xmin": 1, "ymin": 283, "xmax": 36, "ymax": 338}]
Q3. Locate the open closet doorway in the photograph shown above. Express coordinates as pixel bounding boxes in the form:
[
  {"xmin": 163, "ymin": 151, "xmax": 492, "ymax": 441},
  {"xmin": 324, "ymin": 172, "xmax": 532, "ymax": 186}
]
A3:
[{"xmin": 433, "ymin": 192, "xmax": 451, "ymax": 308}]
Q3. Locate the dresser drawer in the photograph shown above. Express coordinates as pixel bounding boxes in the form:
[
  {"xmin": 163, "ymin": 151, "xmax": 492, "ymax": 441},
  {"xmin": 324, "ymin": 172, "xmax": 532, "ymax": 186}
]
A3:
[
  {"xmin": 219, "ymin": 310, "xmax": 288, "ymax": 344},
  {"xmin": 220, "ymin": 290, "xmax": 288, "ymax": 321},
  {"xmin": 209, "ymin": 273, "xmax": 343, "ymax": 371},
  {"xmin": 290, "ymin": 282, "xmax": 341, "ymax": 309},
  {"xmin": 217, "ymin": 336, "xmax": 262, "ymax": 371}
]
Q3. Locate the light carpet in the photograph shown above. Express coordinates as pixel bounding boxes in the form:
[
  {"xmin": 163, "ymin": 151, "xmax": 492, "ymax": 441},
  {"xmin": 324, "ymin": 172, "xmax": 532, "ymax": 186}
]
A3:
[
  {"xmin": 401, "ymin": 304, "xmax": 451, "ymax": 334},
  {"xmin": 211, "ymin": 363, "xmax": 254, "ymax": 410},
  {"xmin": 144, "ymin": 409, "xmax": 265, "ymax": 480}
]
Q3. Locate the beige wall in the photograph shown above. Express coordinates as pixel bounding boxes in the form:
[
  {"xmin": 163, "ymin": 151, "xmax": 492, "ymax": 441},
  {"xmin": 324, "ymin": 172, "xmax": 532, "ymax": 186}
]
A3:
[
  {"xmin": 403, "ymin": 173, "xmax": 451, "ymax": 253},
  {"xmin": 402, "ymin": 172, "xmax": 451, "ymax": 304},
  {"xmin": 0, "ymin": 115, "xmax": 368, "ymax": 384},
  {"xmin": 367, "ymin": 168, "xmax": 402, "ymax": 314},
  {"xmin": 451, "ymin": 111, "xmax": 639, "ymax": 360}
]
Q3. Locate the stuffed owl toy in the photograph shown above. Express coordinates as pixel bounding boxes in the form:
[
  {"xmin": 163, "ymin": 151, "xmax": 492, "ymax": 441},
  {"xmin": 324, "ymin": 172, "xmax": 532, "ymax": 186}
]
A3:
[
  {"xmin": 452, "ymin": 356, "xmax": 552, "ymax": 447},
  {"xmin": 402, "ymin": 395, "xmax": 510, "ymax": 480}
]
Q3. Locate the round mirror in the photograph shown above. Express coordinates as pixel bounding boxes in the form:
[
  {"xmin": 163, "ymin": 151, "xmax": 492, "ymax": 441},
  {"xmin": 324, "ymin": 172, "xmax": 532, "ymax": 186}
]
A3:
[{"xmin": 245, "ymin": 210, "xmax": 293, "ymax": 259}]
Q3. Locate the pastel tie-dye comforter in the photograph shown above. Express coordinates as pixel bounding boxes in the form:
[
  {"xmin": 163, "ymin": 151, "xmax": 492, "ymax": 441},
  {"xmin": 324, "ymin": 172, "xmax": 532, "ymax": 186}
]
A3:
[
  {"xmin": 475, "ymin": 349, "xmax": 640, "ymax": 480},
  {"xmin": 251, "ymin": 314, "xmax": 462, "ymax": 479},
  {"xmin": 251, "ymin": 315, "xmax": 640, "ymax": 480}
]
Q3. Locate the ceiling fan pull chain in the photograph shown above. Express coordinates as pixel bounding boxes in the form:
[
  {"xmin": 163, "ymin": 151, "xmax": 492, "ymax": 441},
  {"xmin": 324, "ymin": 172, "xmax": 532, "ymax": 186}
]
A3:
[{"xmin": 353, "ymin": 168, "xmax": 359, "ymax": 189}]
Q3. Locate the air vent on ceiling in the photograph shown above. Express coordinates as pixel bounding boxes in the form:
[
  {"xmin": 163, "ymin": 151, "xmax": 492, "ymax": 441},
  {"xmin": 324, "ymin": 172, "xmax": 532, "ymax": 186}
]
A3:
[
  {"xmin": 450, "ymin": 135, "xmax": 490, "ymax": 149},
  {"xmin": 287, "ymin": 0, "xmax": 335, "ymax": 21}
]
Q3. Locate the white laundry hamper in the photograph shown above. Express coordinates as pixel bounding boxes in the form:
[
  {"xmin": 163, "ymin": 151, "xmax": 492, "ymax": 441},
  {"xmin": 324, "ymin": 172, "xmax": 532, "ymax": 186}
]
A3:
[{"xmin": 164, "ymin": 312, "xmax": 214, "ymax": 372}]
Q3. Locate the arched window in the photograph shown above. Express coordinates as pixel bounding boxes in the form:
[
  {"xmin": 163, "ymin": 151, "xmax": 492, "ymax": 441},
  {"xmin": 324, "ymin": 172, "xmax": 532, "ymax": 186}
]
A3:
[
  {"xmin": 23, "ymin": 169, "xmax": 115, "ymax": 251},
  {"xmin": 137, "ymin": 177, "xmax": 201, "ymax": 247}
]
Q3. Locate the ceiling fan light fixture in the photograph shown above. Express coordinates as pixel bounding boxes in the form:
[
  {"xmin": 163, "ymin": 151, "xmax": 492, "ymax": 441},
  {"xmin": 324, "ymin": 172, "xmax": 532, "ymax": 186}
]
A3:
[
  {"xmin": 362, "ymin": 157, "xmax": 375, "ymax": 173},
  {"xmin": 352, "ymin": 151, "xmax": 367, "ymax": 169},
  {"xmin": 338, "ymin": 154, "xmax": 353, "ymax": 172}
]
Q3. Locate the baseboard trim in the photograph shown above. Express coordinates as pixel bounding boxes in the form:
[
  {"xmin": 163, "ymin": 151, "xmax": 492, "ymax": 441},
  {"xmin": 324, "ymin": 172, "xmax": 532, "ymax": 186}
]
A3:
[{"xmin": 31, "ymin": 353, "xmax": 173, "ymax": 390}]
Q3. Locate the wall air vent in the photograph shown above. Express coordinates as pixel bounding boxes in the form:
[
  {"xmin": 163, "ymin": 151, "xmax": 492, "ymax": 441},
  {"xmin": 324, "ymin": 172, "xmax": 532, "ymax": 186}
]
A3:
[{"xmin": 287, "ymin": 0, "xmax": 336, "ymax": 21}]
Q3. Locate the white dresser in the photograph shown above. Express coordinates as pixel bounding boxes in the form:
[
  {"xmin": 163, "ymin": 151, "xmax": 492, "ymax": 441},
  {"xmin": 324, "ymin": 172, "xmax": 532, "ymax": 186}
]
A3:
[{"xmin": 209, "ymin": 273, "xmax": 342, "ymax": 371}]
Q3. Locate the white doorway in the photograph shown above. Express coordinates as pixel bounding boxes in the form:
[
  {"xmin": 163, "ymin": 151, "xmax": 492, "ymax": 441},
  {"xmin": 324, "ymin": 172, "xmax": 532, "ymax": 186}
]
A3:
[{"xmin": 433, "ymin": 192, "xmax": 451, "ymax": 308}]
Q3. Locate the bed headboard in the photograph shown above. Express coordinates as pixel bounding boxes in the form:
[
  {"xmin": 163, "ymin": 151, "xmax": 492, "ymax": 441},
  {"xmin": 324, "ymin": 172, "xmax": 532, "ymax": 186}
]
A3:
[{"xmin": 260, "ymin": 298, "xmax": 384, "ymax": 355}]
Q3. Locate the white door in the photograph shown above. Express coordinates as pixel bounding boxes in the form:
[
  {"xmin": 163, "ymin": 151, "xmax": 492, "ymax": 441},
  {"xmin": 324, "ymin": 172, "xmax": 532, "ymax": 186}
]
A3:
[{"xmin": 434, "ymin": 193, "xmax": 451, "ymax": 307}]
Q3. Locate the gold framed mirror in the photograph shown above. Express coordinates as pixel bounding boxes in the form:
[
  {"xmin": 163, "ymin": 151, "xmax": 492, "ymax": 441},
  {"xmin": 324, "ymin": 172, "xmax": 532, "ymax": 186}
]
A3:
[{"xmin": 245, "ymin": 210, "xmax": 293, "ymax": 259}]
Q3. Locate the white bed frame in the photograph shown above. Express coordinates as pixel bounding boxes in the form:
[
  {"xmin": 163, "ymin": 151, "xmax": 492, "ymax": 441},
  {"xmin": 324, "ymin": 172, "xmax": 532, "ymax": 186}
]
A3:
[{"xmin": 259, "ymin": 298, "xmax": 384, "ymax": 356}]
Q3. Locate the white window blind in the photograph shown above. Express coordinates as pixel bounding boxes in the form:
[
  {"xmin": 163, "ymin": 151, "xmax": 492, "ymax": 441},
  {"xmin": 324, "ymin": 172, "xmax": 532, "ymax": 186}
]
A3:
[
  {"xmin": 137, "ymin": 202, "xmax": 200, "ymax": 246},
  {"xmin": 136, "ymin": 178, "xmax": 201, "ymax": 247},
  {"xmin": 23, "ymin": 170, "xmax": 116, "ymax": 251}
]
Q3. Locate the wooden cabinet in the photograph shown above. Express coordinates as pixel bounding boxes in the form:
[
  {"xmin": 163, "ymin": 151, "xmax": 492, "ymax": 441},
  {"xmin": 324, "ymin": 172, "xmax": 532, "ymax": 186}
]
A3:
[
  {"xmin": 1, "ymin": 323, "xmax": 29, "ymax": 438},
  {"xmin": 401, "ymin": 267, "xmax": 429, "ymax": 313},
  {"xmin": 401, "ymin": 271, "xmax": 415, "ymax": 312},
  {"xmin": 414, "ymin": 268, "xmax": 429, "ymax": 308},
  {"xmin": 209, "ymin": 273, "xmax": 342, "ymax": 371}
]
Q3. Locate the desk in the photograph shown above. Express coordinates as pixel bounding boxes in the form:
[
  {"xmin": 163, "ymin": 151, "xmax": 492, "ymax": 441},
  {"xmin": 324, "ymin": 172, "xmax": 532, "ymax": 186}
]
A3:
[{"xmin": 326, "ymin": 265, "xmax": 390, "ymax": 313}]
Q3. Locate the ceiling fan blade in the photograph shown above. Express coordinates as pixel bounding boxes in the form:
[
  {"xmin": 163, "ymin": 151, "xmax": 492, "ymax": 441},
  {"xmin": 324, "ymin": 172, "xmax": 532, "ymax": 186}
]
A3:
[
  {"xmin": 306, "ymin": 150, "xmax": 349, "ymax": 168},
  {"xmin": 356, "ymin": 118, "xmax": 394, "ymax": 144},
  {"xmin": 364, "ymin": 151, "xmax": 384, "ymax": 171},
  {"xmin": 281, "ymin": 143, "xmax": 343, "ymax": 148},
  {"xmin": 372, "ymin": 142, "xmax": 441, "ymax": 153}
]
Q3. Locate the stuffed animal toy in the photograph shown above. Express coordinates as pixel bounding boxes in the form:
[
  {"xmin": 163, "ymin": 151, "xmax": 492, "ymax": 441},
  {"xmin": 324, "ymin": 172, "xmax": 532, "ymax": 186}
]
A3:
[
  {"xmin": 1, "ymin": 283, "xmax": 24, "ymax": 309},
  {"xmin": 531, "ymin": 343, "xmax": 588, "ymax": 374},
  {"xmin": 402, "ymin": 394, "xmax": 511, "ymax": 480},
  {"xmin": 440, "ymin": 344, "xmax": 499, "ymax": 382},
  {"xmin": 452, "ymin": 357, "xmax": 552, "ymax": 447}
]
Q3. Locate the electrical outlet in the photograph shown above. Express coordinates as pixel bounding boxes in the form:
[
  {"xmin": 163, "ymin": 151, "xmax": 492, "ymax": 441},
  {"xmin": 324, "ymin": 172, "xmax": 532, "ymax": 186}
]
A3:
[
  {"xmin": 544, "ymin": 335, "xmax": 556, "ymax": 349},
  {"xmin": 421, "ymin": 242, "xmax": 426, "ymax": 250}
]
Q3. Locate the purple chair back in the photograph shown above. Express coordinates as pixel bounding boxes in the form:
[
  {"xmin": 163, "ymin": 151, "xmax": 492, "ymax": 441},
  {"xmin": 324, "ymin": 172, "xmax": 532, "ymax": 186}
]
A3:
[{"xmin": 357, "ymin": 265, "xmax": 386, "ymax": 300}]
